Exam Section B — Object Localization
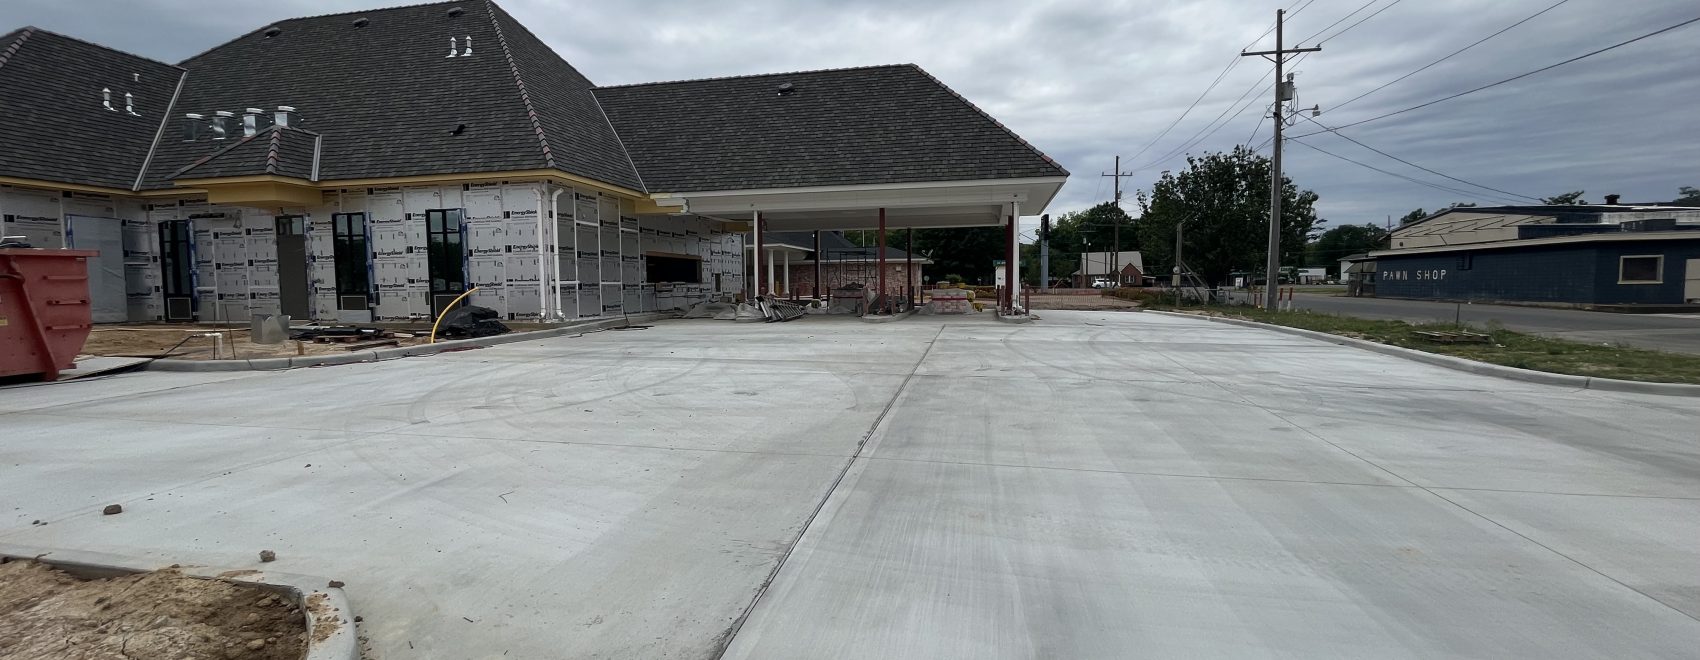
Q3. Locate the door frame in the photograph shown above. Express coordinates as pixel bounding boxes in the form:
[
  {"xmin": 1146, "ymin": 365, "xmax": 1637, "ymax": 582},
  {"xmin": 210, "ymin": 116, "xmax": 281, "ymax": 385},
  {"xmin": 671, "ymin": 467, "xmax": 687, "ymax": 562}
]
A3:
[{"xmin": 273, "ymin": 214, "xmax": 311, "ymax": 319}]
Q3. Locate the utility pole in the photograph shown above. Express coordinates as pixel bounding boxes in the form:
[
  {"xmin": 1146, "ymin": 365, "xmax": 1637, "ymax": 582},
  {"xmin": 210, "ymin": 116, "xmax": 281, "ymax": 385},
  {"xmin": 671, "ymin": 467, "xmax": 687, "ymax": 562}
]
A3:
[
  {"xmin": 1101, "ymin": 156, "xmax": 1133, "ymax": 287},
  {"xmin": 1242, "ymin": 9, "xmax": 1318, "ymax": 308},
  {"xmin": 1039, "ymin": 219, "xmax": 1049, "ymax": 291}
]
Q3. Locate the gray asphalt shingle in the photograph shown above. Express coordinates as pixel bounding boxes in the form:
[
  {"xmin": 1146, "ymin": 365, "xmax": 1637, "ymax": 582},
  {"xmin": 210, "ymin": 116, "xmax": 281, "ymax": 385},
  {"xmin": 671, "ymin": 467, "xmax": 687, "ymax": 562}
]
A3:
[
  {"xmin": 592, "ymin": 64, "xmax": 1068, "ymax": 193},
  {"xmin": 0, "ymin": 27, "xmax": 182, "ymax": 190}
]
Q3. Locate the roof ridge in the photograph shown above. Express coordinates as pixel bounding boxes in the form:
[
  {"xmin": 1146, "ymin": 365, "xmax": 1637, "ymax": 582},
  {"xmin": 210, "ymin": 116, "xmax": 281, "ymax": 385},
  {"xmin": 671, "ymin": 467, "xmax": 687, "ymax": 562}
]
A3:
[
  {"xmin": 0, "ymin": 27, "xmax": 34, "ymax": 71},
  {"xmin": 484, "ymin": 0, "xmax": 555, "ymax": 169},
  {"xmin": 591, "ymin": 63, "xmax": 914, "ymax": 90},
  {"xmin": 6, "ymin": 26, "xmax": 182, "ymax": 70},
  {"xmin": 905, "ymin": 64, "xmax": 1070, "ymax": 177},
  {"xmin": 263, "ymin": 127, "xmax": 285, "ymax": 175},
  {"xmin": 132, "ymin": 69, "xmax": 189, "ymax": 191},
  {"xmin": 176, "ymin": 0, "xmax": 468, "ymax": 66}
]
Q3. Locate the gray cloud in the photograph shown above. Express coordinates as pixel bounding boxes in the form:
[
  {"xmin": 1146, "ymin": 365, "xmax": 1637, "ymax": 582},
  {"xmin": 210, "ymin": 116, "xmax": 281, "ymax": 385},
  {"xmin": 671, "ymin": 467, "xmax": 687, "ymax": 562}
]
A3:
[{"xmin": 11, "ymin": 0, "xmax": 1699, "ymax": 238}]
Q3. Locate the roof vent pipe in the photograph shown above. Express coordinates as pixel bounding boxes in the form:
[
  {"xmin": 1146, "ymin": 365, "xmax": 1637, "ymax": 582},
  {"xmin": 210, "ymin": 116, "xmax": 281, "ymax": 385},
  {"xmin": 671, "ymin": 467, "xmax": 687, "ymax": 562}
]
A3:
[
  {"xmin": 243, "ymin": 108, "xmax": 264, "ymax": 137},
  {"xmin": 1604, "ymin": 194, "xmax": 1620, "ymax": 205},
  {"xmin": 274, "ymin": 105, "xmax": 296, "ymax": 128},
  {"xmin": 263, "ymin": 26, "xmax": 281, "ymax": 38},
  {"xmin": 776, "ymin": 82, "xmax": 794, "ymax": 96},
  {"xmin": 352, "ymin": 17, "xmax": 369, "ymax": 27},
  {"xmin": 125, "ymin": 92, "xmax": 139, "ymax": 116},
  {"xmin": 211, "ymin": 111, "xmax": 234, "ymax": 139},
  {"xmin": 447, "ymin": 6, "xmax": 465, "ymax": 16}
]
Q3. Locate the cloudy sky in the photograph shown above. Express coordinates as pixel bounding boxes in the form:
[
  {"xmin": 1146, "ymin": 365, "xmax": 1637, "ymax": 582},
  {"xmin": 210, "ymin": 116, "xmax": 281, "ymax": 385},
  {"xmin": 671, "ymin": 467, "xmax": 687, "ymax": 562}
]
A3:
[{"xmin": 12, "ymin": 0, "xmax": 1699, "ymax": 235}]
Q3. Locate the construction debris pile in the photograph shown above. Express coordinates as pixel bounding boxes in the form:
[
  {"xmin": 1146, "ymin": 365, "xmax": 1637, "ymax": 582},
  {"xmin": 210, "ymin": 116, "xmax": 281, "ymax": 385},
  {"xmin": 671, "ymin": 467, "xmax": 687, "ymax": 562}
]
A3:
[{"xmin": 681, "ymin": 296, "xmax": 806, "ymax": 323}]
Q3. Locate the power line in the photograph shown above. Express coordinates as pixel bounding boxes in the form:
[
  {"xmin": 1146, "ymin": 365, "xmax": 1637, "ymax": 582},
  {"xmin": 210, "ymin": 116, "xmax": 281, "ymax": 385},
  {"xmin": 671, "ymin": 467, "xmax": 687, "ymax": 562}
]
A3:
[
  {"xmin": 1290, "ymin": 138, "xmax": 1524, "ymax": 204},
  {"xmin": 1124, "ymin": 55, "xmax": 1246, "ymax": 164},
  {"xmin": 1244, "ymin": 103, "xmax": 1270, "ymax": 148},
  {"xmin": 1296, "ymin": 0, "xmax": 1380, "ymax": 44},
  {"xmin": 1316, "ymin": 0, "xmax": 1405, "ymax": 44},
  {"xmin": 1134, "ymin": 66, "xmax": 1274, "ymax": 171},
  {"xmin": 1333, "ymin": 0, "xmax": 1569, "ymax": 111},
  {"xmin": 1295, "ymin": 14, "xmax": 1700, "ymax": 137},
  {"xmin": 1298, "ymin": 114, "xmax": 1542, "ymax": 202}
]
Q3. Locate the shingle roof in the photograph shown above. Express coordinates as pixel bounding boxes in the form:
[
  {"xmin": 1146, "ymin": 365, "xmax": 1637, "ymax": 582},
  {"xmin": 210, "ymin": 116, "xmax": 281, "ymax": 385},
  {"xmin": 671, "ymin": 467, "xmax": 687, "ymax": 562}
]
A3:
[
  {"xmin": 140, "ymin": 0, "xmax": 640, "ymax": 190},
  {"xmin": 172, "ymin": 125, "xmax": 320, "ymax": 180},
  {"xmin": 593, "ymin": 64, "xmax": 1068, "ymax": 193},
  {"xmin": 0, "ymin": 27, "xmax": 182, "ymax": 189}
]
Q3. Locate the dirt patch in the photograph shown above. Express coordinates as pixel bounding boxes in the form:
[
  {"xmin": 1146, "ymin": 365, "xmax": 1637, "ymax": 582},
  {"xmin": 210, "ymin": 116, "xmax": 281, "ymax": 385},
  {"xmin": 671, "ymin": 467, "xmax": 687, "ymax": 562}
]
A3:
[
  {"xmin": 0, "ymin": 559, "xmax": 306, "ymax": 660},
  {"xmin": 81, "ymin": 324, "xmax": 433, "ymax": 361},
  {"xmin": 1025, "ymin": 294, "xmax": 1142, "ymax": 311}
]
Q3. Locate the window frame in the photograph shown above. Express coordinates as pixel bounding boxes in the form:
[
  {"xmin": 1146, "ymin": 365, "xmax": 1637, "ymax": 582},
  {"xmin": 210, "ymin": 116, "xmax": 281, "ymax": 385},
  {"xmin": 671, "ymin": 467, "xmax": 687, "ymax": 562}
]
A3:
[
  {"xmin": 331, "ymin": 212, "xmax": 371, "ymax": 304},
  {"xmin": 1618, "ymin": 255, "xmax": 1663, "ymax": 284}
]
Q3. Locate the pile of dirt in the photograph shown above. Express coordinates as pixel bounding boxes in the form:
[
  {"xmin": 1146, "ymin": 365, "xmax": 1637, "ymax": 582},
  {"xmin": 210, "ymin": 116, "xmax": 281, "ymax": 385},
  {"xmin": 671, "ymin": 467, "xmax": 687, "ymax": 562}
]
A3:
[{"xmin": 0, "ymin": 560, "xmax": 306, "ymax": 660}]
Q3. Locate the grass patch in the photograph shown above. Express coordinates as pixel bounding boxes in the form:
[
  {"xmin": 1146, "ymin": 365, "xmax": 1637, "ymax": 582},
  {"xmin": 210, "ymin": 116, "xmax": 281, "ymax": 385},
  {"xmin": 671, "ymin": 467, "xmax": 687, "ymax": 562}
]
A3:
[{"xmin": 1160, "ymin": 304, "xmax": 1700, "ymax": 384}]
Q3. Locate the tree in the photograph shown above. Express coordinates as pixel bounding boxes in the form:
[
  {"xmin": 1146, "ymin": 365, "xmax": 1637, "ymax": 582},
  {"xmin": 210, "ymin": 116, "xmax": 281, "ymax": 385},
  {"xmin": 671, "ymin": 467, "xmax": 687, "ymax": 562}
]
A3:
[
  {"xmin": 1675, "ymin": 186, "xmax": 1700, "ymax": 206},
  {"xmin": 1398, "ymin": 208, "xmax": 1427, "ymax": 225},
  {"xmin": 1134, "ymin": 146, "xmax": 1319, "ymax": 288},
  {"xmin": 1542, "ymin": 191, "xmax": 1587, "ymax": 205},
  {"xmin": 910, "ymin": 226, "xmax": 1004, "ymax": 285},
  {"xmin": 1023, "ymin": 201, "xmax": 1137, "ymax": 285},
  {"xmin": 1310, "ymin": 224, "xmax": 1388, "ymax": 265}
]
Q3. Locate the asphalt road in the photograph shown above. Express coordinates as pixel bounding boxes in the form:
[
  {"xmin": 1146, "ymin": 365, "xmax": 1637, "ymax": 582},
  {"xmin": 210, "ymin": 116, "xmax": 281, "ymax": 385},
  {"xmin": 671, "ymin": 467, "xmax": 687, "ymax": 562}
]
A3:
[
  {"xmin": 5, "ymin": 312, "xmax": 1698, "ymax": 658},
  {"xmin": 1290, "ymin": 293, "xmax": 1700, "ymax": 354}
]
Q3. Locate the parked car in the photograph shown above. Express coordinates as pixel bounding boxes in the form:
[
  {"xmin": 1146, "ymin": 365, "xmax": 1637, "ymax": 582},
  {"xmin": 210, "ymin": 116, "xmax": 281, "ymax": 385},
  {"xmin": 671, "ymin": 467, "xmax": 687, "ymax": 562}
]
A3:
[{"xmin": 1091, "ymin": 277, "xmax": 1113, "ymax": 288}]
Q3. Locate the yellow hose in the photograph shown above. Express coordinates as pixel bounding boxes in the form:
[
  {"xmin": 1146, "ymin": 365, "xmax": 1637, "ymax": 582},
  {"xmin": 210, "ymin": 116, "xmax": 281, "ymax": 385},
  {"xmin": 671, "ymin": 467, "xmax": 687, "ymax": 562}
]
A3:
[{"xmin": 428, "ymin": 287, "xmax": 480, "ymax": 344}]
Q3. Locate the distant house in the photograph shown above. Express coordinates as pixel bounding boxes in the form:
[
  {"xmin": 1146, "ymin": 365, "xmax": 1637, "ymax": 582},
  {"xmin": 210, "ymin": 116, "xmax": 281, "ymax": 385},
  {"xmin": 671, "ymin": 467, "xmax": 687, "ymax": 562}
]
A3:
[
  {"xmin": 1373, "ymin": 203, "xmax": 1700, "ymax": 306},
  {"xmin": 1073, "ymin": 251, "xmax": 1142, "ymax": 287}
]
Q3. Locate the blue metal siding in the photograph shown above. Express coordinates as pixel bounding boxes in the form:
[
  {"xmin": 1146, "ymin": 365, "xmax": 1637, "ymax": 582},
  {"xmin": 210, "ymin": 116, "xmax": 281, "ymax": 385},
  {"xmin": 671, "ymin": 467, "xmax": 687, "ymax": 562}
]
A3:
[{"xmin": 1375, "ymin": 239, "xmax": 1700, "ymax": 304}]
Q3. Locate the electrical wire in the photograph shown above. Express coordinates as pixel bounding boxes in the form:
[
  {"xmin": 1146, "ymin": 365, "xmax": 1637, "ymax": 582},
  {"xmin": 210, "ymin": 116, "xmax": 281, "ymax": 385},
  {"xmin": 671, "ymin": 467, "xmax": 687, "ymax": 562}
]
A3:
[
  {"xmin": 1289, "ymin": 138, "xmax": 1525, "ymax": 204},
  {"xmin": 1296, "ymin": 0, "xmax": 1381, "ymax": 44},
  {"xmin": 1124, "ymin": 55, "xmax": 1246, "ymax": 164},
  {"xmin": 1332, "ymin": 0, "xmax": 1571, "ymax": 112},
  {"xmin": 1134, "ymin": 67, "xmax": 1274, "ymax": 171},
  {"xmin": 1294, "ymin": 14, "xmax": 1700, "ymax": 137},
  {"xmin": 1315, "ymin": 0, "xmax": 1405, "ymax": 44},
  {"xmin": 1298, "ymin": 113, "xmax": 1542, "ymax": 202},
  {"xmin": 1244, "ymin": 104, "xmax": 1270, "ymax": 148}
]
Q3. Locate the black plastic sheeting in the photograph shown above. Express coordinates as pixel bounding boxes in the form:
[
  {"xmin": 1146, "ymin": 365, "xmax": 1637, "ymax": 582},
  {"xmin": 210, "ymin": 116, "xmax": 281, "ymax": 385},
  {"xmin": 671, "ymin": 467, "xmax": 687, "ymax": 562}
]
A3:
[{"xmin": 438, "ymin": 305, "xmax": 511, "ymax": 339}]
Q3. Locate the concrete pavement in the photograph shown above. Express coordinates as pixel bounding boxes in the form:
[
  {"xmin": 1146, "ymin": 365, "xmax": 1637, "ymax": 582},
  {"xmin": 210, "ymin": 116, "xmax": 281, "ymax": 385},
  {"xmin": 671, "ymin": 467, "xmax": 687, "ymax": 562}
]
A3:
[
  {"xmin": 3, "ymin": 312, "xmax": 1698, "ymax": 658},
  {"xmin": 1289, "ymin": 293, "xmax": 1700, "ymax": 354}
]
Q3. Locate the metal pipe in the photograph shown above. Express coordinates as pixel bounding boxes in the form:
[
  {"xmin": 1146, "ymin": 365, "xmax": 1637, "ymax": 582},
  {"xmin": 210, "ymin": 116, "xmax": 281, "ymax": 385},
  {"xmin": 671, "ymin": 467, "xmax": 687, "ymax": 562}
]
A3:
[
  {"xmin": 549, "ymin": 186, "xmax": 567, "ymax": 320},
  {"xmin": 812, "ymin": 230, "xmax": 822, "ymax": 300},
  {"xmin": 752, "ymin": 211, "xmax": 763, "ymax": 298}
]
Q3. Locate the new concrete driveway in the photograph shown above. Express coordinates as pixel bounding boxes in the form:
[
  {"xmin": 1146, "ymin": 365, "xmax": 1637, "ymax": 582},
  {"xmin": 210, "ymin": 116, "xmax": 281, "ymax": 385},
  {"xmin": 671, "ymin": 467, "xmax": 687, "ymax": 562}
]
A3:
[{"xmin": 3, "ymin": 312, "xmax": 1697, "ymax": 658}]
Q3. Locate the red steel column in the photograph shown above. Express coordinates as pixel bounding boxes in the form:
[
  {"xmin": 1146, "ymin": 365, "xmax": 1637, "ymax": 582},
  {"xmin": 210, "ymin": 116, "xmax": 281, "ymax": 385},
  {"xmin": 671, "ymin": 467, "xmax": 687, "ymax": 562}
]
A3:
[{"xmin": 876, "ymin": 208, "xmax": 887, "ymax": 313}]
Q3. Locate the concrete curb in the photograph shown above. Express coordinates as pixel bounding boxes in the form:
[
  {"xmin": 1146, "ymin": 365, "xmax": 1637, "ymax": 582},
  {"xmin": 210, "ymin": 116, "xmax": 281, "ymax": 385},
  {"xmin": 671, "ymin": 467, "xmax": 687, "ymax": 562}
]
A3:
[
  {"xmin": 859, "ymin": 309, "xmax": 917, "ymax": 324},
  {"xmin": 1146, "ymin": 309, "xmax": 1700, "ymax": 397},
  {"xmin": 994, "ymin": 312, "xmax": 1035, "ymax": 324},
  {"xmin": 1, "ymin": 544, "xmax": 357, "ymax": 660},
  {"xmin": 146, "ymin": 313, "xmax": 672, "ymax": 372}
]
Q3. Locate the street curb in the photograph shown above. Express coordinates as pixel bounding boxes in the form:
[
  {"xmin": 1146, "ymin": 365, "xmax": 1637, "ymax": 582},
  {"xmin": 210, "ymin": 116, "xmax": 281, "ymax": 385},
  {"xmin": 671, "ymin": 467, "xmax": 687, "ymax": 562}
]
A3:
[
  {"xmin": 1, "ymin": 544, "xmax": 357, "ymax": 660},
  {"xmin": 145, "ymin": 313, "xmax": 673, "ymax": 372},
  {"xmin": 1146, "ymin": 310, "xmax": 1700, "ymax": 397}
]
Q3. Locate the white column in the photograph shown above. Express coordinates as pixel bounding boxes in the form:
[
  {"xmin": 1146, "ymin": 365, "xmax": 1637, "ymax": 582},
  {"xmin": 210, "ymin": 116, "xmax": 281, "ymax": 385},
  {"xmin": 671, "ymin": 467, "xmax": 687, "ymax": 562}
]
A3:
[
  {"xmin": 766, "ymin": 248, "xmax": 776, "ymax": 297},
  {"xmin": 1011, "ymin": 201, "xmax": 1022, "ymax": 311},
  {"xmin": 783, "ymin": 250, "xmax": 791, "ymax": 297}
]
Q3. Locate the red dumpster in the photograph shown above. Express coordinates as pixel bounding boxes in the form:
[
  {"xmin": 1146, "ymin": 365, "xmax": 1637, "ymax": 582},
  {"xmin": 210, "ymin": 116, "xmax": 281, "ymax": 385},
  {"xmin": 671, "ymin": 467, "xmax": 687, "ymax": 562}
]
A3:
[{"xmin": 0, "ymin": 249, "xmax": 99, "ymax": 381}]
